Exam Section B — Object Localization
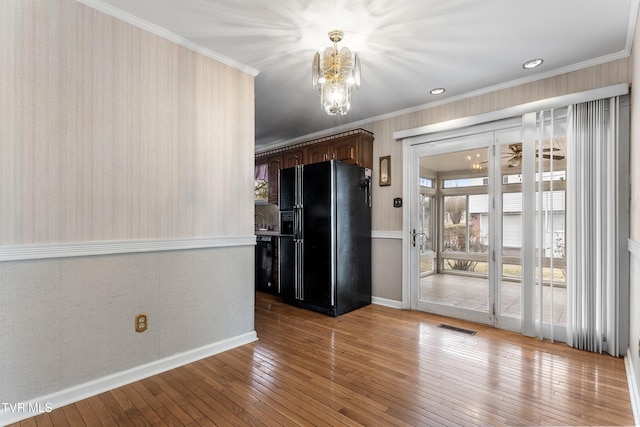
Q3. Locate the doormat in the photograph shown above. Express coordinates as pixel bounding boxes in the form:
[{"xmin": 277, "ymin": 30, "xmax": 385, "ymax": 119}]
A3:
[{"xmin": 437, "ymin": 324, "xmax": 477, "ymax": 335}]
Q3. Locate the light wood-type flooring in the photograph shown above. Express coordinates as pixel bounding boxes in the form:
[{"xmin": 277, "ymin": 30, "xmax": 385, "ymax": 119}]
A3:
[{"xmin": 11, "ymin": 292, "xmax": 634, "ymax": 426}]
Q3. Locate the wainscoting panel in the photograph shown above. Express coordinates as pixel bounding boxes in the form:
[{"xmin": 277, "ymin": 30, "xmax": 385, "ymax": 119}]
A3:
[{"xmin": 0, "ymin": 245, "xmax": 255, "ymax": 421}]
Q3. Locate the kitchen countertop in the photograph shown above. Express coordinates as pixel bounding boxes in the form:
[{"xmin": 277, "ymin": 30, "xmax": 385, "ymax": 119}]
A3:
[{"xmin": 255, "ymin": 229, "xmax": 280, "ymax": 237}]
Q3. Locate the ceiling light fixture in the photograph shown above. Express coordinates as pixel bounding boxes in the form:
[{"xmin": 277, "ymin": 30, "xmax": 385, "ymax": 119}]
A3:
[
  {"xmin": 508, "ymin": 154, "xmax": 522, "ymax": 168},
  {"xmin": 523, "ymin": 58, "xmax": 543, "ymax": 69},
  {"xmin": 312, "ymin": 30, "xmax": 361, "ymax": 116},
  {"xmin": 430, "ymin": 88, "xmax": 445, "ymax": 95}
]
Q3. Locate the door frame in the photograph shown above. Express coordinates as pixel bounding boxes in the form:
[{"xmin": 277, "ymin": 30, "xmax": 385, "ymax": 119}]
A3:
[
  {"xmin": 409, "ymin": 132, "xmax": 495, "ymax": 325},
  {"xmin": 401, "ymin": 117, "xmax": 523, "ymax": 310},
  {"xmin": 407, "ymin": 125, "xmax": 527, "ymax": 329}
]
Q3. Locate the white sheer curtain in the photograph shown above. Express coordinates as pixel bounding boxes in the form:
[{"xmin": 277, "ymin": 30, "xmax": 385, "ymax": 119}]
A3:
[
  {"xmin": 565, "ymin": 98, "xmax": 620, "ymax": 356},
  {"xmin": 533, "ymin": 109, "xmax": 566, "ymax": 343}
]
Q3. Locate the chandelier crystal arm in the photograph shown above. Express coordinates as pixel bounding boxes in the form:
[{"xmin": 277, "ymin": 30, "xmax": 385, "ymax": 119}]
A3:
[{"xmin": 312, "ymin": 52, "xmax": 321, "ymax": 92}]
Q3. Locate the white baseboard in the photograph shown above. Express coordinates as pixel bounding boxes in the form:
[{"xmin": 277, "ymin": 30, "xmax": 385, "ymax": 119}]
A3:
[
  {"xmin": 0, "ymin": 331, "xmax": 258, "ymax": 426},
  {"xmin": 372, "ymin": 296, "xmax": 403, "ymax": 309},
  {"xmin": 626, "ymin": 348, "xmax": 640, "ymax": 426}
]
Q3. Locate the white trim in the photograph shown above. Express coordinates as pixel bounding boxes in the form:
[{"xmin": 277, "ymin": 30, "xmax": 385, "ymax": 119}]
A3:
[
  {"xmin": 401, "ymin": 142, "xmax": 412, "ymax": 310},
  {"xmin": 401, "ymin": 117, "xmax": 522, "ymax": 147},
  {"xmin": 520, "ymin": 112, "xmax": 538, "ymax": 337},
  {"xmin": 372, "ymin": 297, "xmax": 402, "ymax": 309},
  {"xmin": 629, "ymin": 239, "xmax": 640, "ymax": 260},
  {"xmin": 0, "ymin": 236, "xmax": 256, "ymax": 261},
  {"xmin": 626, "ymin": 0, "xmax": 640, "ymax": 54},
  {"xmin": 626, "ymin": 348, "xmax": 640, "ymax": 426},
  {"xmin": 0, "ymin": 331, "xmax": 258, "ymax": 426},
  {"xmin": 372, "ymin": 231, "xmax": 403, "ymax": 240},
  {"xmin": 394, "ymin": 84, "xmax": 629, "ymax": 143},
  {"xmin": 77, "ymin": 0, "xmax": 259, "ymax": 77}
]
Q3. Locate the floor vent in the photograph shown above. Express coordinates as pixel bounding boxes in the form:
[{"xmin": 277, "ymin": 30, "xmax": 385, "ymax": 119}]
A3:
[{"xmin": 437, "ymin": 324, "xmax": 477, "ymax": 335}]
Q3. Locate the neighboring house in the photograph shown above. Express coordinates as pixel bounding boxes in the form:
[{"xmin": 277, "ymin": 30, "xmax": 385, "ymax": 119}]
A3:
[{"xmin": 469, "ymin": 191, "xmax": 566, "ymax": 257}]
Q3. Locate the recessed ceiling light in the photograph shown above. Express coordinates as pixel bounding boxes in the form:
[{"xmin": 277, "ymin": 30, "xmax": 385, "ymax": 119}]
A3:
[
  {"xmin": 430, "ymin": 87, "xmax": 445, "ymax": 95},
  {"xmin": 523, "ymin": 58, "xmax": 543, "ymax": 69}
]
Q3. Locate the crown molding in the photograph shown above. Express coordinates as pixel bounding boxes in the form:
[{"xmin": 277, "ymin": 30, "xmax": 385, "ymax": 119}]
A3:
[{"xmin": 77, "ymin": 0, "xmax": 259, "ymax": 77}]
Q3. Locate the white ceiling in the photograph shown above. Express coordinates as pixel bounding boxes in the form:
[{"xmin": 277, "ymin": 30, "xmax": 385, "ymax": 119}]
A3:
[{"xmin": 88, "ymin": 0, "xmax": 638, "ymax": 151}]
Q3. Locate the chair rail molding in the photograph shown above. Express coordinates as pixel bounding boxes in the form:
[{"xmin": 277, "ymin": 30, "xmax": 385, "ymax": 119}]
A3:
[
  {"xmin": 372, "ymin": 231, "xmax": 403, "ymax": 239},
  {"xmin": 629, "ymin": 238, "xmax": 640, "ymax": 260},
  {"xmin": 0, "ymin": 236, "xmax": 256, "ymax": 262}
]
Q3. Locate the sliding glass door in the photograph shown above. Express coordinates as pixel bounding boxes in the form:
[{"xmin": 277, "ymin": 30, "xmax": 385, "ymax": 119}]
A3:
[
  {"xmin": 411, "ymin": 131, "xmax": 502, "ymax": 326},
  {"xmin": 410, "ymin": 123, "xmax": 562, "ymax": 333}
]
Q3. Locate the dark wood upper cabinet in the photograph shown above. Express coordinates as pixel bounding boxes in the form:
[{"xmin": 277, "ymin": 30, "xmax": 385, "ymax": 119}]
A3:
[
  {"xmin": 329, "ymin": 131, "xmax": 373, "ymax": 169},
  {"xmin": 267, "ymin": 155, "xmax": 282, "ymax": 204},
  {"xmin": 331, "ymin": 140, "xmax": 357, "ymax": 164},
  {"xmin": 304, "ymin": 143, "xmax": 329, "ymax": 165},
  {"xmin": 256, "ymin": 129, "xmax": 373, "ymax": 205},
  {"xmin": 283, "ymin": 150, "xmax": 304, "ymax": 168}
]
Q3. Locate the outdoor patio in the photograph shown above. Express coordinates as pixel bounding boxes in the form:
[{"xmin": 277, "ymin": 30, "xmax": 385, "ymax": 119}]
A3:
[{"xmin": 420, "ymin": 273, "xmax": 567, "ymax": 324}]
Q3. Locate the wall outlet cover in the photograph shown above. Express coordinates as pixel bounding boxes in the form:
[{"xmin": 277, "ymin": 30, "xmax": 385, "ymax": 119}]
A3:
[{"xmin": 135, "ymin": 313, "xmax": 148, "ymax": 332}]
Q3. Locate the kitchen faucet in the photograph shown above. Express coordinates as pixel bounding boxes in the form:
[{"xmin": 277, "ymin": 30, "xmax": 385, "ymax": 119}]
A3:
[{"xmin": 255, "ymin": 213, "xmax": 267, "ymax": 230}]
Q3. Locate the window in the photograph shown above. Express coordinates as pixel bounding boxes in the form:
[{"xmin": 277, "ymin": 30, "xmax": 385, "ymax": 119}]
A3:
[
  {"xmin": 443, "ymin": 177, "xmax": 487, "ymax": 188},
  {"xmin": 255, "ymin": 164, "xmax": 268, "ymax": 202}
]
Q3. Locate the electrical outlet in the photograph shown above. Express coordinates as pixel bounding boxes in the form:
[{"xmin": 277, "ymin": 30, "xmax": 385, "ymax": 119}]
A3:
[{"xmin": 136, "ymin": 313, "xmax": 148, "ymax": 333}]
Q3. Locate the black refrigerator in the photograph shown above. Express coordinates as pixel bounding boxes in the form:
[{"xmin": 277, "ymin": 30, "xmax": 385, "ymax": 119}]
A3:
[{"xmin": 279, "ymin": 160, "xmax": 372, "ymax": 316}]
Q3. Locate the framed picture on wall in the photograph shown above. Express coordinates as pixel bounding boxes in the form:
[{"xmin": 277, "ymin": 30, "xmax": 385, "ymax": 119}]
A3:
[{"xmin": 379, "ymin": 155, "xmax": 391, "ymax": 186}]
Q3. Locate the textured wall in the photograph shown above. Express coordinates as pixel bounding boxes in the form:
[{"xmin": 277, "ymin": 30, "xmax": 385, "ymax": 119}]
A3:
[
  {"xmin": 0, "ymin": 0, "xmax": 254, "ymax": 245},
  {"xmin": 0, "ymin": 0, "xmax": 255, "ymax": 410}
]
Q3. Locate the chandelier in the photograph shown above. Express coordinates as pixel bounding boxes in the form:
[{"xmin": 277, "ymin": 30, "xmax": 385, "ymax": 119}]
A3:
[{"xmin": 312, "ymin": 30, "xmax": 361, "ymax": 116}]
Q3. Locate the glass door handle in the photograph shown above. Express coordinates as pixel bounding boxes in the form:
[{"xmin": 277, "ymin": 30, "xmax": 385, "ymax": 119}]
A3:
[{"xmin": 412, "ymin": 229, "xmax": 426, "ymax": 247}]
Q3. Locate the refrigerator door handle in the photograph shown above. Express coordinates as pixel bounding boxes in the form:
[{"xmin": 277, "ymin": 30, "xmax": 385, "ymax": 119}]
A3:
[
  {"xmin": 299, "ymin": 206, "xmax": 303, "ymax": 239},
  {"xmin": 295, "ymin": 240, "xmax": 304, "ymax": 300},
  {"xmin": 294, "ymin": 165, "xmax": 304, "ymax": 300},
  {"xmin": 293, "ymin": 206, "xmax": 299, "ymax": 241},
  {"xmin": 294, "ymin": 241, "xmax": 298, "ymax": 299},
  {"xmin": 360, "ymin": 175, "xmax": 372, "ymax": 208},
  {"xmin": 296, "ymin": 165, "xmax": 303, "ymax": 205}
]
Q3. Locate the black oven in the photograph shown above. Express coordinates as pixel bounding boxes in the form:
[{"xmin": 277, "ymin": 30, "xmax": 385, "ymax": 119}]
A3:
[{"xmin": 255, "ymin": 235, "xmax": 276, "ymax": 294}]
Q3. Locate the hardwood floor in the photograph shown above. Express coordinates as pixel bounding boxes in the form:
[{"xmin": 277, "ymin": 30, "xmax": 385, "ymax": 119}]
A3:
[{"xmin": 13, "ymin": 292, "xmax": 634, "ymax": 426}]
